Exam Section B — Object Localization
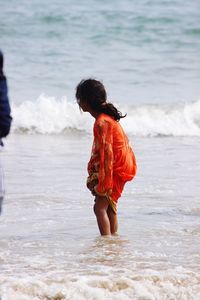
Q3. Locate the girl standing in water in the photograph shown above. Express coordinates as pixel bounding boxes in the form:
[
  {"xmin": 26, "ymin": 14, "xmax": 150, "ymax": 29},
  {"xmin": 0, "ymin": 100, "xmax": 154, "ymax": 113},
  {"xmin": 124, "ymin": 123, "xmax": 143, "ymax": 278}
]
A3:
[{"xmin": 76, "ymin": 79, "xmax": 137, "ymax": 235}]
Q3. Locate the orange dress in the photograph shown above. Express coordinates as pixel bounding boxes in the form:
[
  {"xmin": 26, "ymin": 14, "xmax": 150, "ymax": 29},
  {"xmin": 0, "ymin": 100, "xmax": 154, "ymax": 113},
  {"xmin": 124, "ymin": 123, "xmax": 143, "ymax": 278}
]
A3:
[{"xmin": 87, "ymin": 113, "xmax": 137, "ymax": 213}]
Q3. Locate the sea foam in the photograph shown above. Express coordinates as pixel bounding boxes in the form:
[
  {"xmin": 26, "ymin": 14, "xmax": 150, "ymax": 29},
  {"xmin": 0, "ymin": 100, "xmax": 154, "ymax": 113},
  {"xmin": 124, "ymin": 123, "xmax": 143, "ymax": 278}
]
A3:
[
  {"xmin": 1, "ymin": 267, "xmax": 200, "ymax": 300},
  {"xmin": 12, "ymin": 95, "xmax": 200, "ymax": 137}
]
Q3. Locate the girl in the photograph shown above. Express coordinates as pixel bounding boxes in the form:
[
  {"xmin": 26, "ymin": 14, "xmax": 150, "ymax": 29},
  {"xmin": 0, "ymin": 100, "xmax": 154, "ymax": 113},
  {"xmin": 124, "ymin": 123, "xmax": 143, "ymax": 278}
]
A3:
[{"xmin": 76, "ymin": 79, "xmax": 137, "ymax": 235}]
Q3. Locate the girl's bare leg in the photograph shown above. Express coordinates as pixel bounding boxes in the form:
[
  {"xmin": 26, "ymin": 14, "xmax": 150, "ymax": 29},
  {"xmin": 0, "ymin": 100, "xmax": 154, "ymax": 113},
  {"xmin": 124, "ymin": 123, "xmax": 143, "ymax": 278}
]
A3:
[
  {"xmin": 94, "ymin": 196, "xmax": 111, "ymax": 235},
  {"xmin": 107, "ymin": 206, "xmax": 118, "ymax": 234}
]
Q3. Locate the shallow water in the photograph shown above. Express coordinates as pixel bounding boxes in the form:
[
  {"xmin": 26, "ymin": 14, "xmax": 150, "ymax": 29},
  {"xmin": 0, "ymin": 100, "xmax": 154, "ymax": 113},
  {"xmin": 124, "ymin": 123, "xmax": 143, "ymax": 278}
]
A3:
[{"xmin": 0, "ymin": 134, "xmax": 199, "ymax": 299}]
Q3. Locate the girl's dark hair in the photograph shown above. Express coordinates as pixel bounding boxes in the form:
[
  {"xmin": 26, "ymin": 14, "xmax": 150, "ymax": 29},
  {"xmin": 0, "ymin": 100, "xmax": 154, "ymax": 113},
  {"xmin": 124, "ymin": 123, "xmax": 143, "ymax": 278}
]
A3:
[{"xmin": 76, "ymin": 79, "xmax": 126, "ymax": 121}]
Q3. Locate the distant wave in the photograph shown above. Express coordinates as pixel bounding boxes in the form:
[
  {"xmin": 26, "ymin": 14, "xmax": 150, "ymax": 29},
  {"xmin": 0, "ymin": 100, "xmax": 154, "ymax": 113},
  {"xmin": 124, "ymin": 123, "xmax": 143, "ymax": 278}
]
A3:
[
  {"xmin": 12, "ymin": 95, "xmax": 93, "ymax": 135},
  {"xmin": 11, "ymin": 95, "xmax": 200, "ymax": 137}
]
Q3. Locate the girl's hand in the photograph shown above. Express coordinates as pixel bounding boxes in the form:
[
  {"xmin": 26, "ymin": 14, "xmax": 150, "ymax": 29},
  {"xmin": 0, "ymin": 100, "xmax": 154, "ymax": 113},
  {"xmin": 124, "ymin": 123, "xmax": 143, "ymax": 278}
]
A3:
[
  {"xmin": 91, "ymin": 186, "xmax": 97, "ymax": 196},
  {"xmin": 87, "ymin": 179, "xmax": 98, "ymax": 195}
]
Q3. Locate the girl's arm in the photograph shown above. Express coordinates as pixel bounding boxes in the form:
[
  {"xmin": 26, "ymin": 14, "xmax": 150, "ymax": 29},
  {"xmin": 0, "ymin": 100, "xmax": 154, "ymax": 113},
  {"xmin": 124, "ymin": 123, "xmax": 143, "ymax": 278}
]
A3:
[{"xmin": 93, "ymin": 120, "xmax": 114, "ymax": 197}]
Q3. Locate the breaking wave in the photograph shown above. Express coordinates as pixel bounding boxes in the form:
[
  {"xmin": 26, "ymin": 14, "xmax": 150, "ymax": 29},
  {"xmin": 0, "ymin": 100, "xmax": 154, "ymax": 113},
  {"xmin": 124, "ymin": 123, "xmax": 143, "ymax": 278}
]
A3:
[{"xmin": 11, "ymin": 95, "xmax": 200, "ymax": 137}]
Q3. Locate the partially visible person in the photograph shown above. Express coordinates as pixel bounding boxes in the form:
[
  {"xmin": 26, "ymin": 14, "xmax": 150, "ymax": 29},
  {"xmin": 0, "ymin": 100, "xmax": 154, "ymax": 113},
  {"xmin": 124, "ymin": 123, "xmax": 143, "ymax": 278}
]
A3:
[{"xmin": 0, "ymin": 50, "xmax": 12, "ymax": 214}]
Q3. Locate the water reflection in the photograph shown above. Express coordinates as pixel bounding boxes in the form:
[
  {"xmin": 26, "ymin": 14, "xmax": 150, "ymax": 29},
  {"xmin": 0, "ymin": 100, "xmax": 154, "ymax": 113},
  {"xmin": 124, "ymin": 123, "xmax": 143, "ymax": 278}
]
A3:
[{"xmin": 79, "ymin": 235, "xmax": 132, "ymax": 274}]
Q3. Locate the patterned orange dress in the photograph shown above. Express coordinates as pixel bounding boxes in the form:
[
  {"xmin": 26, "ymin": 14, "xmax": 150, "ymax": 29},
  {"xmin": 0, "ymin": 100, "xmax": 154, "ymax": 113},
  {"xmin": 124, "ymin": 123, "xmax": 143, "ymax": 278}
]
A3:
[{"xmin": 87, "ymin": 113, "xmax": 137, "ymax": 213}]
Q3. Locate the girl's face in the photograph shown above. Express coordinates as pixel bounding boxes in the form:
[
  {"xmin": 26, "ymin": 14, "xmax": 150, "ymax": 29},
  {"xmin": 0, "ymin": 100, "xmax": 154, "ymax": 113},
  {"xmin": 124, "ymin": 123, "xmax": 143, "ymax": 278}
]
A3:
[{"xmin": 78, "ymin": 98, "xmax": 90, "ymax": 112}]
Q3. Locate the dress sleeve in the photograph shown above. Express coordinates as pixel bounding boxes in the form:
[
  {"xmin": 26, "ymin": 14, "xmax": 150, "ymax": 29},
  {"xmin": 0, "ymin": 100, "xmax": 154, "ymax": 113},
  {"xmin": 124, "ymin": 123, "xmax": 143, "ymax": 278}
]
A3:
[{"xmin": 94, "ymin": 119, "xmax": 113, "ymax": 197}]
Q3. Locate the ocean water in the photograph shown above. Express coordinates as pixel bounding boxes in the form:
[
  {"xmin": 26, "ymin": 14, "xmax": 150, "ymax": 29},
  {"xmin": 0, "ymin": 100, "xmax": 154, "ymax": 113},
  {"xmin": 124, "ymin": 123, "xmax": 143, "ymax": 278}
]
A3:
[
  {"xmin": 1, "ymin": 0, "xmax": 200, "ymax": 299},
  {"xmin": 0, "ymin": 134, "xmax": 200, "ymax": 300},
  {"xmin": 1, "ymin": 0, "xmax": 200, "ymax": 104}
]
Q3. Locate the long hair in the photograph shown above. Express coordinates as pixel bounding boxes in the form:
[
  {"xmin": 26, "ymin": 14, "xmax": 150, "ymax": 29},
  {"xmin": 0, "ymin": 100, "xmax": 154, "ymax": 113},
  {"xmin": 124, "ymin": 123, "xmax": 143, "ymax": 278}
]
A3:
[{"xmin": 75, "ymin": 79, "xmax": 126, "ymax": 121}]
